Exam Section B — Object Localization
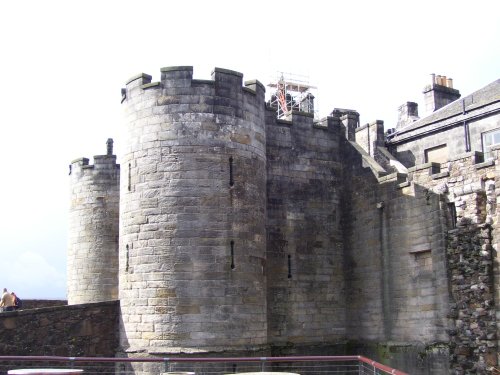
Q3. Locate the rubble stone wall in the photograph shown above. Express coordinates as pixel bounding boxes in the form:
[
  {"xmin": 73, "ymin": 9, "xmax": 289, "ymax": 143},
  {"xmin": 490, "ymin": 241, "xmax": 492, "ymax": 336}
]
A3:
[{"xmin": 0, "ymin": 301, "xmax": 118, "ymax": 356}]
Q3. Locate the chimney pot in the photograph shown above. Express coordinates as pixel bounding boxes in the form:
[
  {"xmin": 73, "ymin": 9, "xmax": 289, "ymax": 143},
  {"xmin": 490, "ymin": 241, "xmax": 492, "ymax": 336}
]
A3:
[{"xmin": 423, "ymin": 73, "xmax": 460, "ymax": 114}]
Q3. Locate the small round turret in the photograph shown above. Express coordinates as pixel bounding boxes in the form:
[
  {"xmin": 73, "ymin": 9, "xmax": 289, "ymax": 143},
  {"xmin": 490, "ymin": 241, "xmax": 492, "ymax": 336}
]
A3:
[{"xmin": 67, "ymin": 139, "xmax": 120, "ymax": 304}]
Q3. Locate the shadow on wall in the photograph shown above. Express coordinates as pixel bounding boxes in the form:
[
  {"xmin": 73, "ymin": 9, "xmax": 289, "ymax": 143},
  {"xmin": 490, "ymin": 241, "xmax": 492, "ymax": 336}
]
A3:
[
  {"xmin": 393, "ymin": 149, "xmax": 417, "ymax": 167},
  {"xmin": 0, "ymin": 301, "xmax": 119, "ymax": 357}
]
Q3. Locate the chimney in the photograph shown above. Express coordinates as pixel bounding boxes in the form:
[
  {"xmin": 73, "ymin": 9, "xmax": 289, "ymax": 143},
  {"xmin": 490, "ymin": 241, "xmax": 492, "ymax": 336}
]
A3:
[
  {"xmin": 397, "ymin": 101, "xmax": 419, "ymax": 129},
  {"xmin": 423, "ymin": 73, "xmax": 460, "ymax": 114}
]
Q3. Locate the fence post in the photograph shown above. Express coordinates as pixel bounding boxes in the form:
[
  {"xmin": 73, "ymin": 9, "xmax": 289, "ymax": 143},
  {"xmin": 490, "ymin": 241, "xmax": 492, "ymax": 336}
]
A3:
[
  {"xmin": 164, "ymin": 358, "xmax": 170, "ymax": 373},
  {"xmin": 260, "ymin": 357, "xmax": 266, "ymax": 372}
]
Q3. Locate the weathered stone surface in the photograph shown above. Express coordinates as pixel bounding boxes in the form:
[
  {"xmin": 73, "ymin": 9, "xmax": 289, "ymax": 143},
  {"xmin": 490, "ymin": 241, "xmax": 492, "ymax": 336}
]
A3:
[
  {"xmin": 63, "ymin": 69, "xmax": 499, "ymax": 374},
  {"xmin": 0, "ymin": 301, "xmax": 118, "ymax": 356}
]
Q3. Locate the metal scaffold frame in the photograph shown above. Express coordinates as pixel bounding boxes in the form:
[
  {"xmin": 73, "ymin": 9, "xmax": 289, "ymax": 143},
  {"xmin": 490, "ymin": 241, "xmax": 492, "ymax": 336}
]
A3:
[{"xmin": 267, "ymin": 72, "xmax": 317, "ymax": 119}]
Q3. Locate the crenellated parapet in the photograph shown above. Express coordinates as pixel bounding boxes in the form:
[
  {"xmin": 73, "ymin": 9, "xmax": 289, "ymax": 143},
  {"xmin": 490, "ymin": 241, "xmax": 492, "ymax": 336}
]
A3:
[{"xmin": 122, "ymin": 66, "xmax": 265, "ymax": 120}]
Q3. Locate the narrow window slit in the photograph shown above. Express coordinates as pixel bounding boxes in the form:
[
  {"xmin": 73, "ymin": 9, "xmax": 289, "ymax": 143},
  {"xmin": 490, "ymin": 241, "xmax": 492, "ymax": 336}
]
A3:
[
  {"xmin": 126, "ymin": 244, "xmax": 130, "ymax": 272},
  {"xmin": 287, "ymin": 254, "xmax": 292, "ymax": 278},
  {"xmin": 229, "ymin": 157, "xmax": 234, "ymax": 187},
  {"xmin": 230, "ymin": 240, "xmax": 235, "ymax": 270},
  {"xmin": 128, "ymin": 163, "xmax": 132, "ymax": 192},
  {"xmin": 448, "ymin": 202, "xmax": 457, "ymax": 229}
]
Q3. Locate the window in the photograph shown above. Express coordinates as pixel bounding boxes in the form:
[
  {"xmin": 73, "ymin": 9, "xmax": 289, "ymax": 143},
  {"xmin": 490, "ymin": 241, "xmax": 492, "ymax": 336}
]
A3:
[
  {"xmin": 482, "ymin": 128, "xmax": 500, "ymax": 159},
  {"xmin": 425, "ymin": 144, "xmax": 448, "ymax": 164},
  {"xmin": 447, "ymin": 202, "xmax": 457, "ymax": 229}
]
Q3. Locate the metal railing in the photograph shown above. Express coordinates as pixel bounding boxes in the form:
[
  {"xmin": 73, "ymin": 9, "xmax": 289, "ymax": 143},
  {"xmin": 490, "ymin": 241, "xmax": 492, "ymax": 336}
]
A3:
[{"xmin": 0, "ymin": 356, "xmax": 408, "ymax": 375}]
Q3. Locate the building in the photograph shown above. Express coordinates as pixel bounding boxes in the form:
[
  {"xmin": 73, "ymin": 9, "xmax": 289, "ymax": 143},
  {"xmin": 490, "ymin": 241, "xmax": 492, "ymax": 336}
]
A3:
[{"xmin": 66, "ymin": 67, "xmax": 499, "ymax": 374}]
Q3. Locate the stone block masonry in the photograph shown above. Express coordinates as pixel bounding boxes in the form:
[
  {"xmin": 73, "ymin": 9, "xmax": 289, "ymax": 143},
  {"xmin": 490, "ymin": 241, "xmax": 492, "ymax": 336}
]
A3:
[
  {"xmin": 342, "ymin": 144, "xmax": 499, "ymax": 373},
  {"xmin": 119, "ymin": 67, "xmax": 267, "ymax": 353},
  {"xmin": 63, "ymin": 68, "xmax": 499, "ymax": 374},
  {"xmin": 266, "ymin": 113, "xmax": 345, "ymax": 344},
  {"xmin": 68, "ymin": 139, "xmax": 120, "ymax": 305}
]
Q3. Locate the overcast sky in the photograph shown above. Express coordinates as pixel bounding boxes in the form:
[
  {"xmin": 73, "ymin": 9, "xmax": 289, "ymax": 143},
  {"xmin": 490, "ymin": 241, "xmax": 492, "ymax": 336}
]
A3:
[{"xmin": 0, "ymin": 0, "xmax": 499, "ymax": 299}]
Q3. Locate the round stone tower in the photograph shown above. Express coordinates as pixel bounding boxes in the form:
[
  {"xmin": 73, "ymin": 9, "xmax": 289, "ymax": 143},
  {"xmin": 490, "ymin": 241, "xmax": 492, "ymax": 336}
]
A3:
[
  {"xmin": 119, "ymin": 66, "xmax": 267, "ymax": 354},
  {"xmin": 68, "ymin": 139, "xmax": 120, "ymax": 304}
]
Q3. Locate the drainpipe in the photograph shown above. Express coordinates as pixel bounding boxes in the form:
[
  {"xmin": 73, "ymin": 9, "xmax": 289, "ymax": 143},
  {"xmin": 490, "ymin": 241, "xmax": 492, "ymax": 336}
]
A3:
[{"xmin": 463, "ymin": 99, "xmax": 471, "ymax": 152}]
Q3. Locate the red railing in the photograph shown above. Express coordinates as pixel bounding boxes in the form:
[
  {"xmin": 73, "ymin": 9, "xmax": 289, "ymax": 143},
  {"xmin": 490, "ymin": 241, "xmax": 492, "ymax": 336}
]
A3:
[{"xmin": 0, "ymin": 355, "xmax": 409, "ymax": 375}]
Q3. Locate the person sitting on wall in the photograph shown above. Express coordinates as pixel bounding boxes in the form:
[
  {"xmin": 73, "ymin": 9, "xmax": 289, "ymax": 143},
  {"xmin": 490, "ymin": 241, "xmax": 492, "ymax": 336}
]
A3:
[
  {"xmin": 0, "ymin": 288, "xmax": 16, "ymax": 311},
  {"xmin": 11, "ymin": 292, "xmax": 22, "ymax": 310}
]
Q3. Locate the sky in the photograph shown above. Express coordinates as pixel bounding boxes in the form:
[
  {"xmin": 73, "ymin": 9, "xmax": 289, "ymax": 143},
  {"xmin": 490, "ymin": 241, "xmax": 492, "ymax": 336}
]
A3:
[{"xmin": 0, "ymin": 0, "xmax": 499, "ymax": 299}]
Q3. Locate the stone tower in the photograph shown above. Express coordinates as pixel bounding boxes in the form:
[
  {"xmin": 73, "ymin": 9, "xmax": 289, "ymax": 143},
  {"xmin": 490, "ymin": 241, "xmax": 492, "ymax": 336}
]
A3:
[
  {"xmin": 67, "ymin": 139, "xmax": 120, "ymax": 304},
  {"xmin": 119, "ymin": 66, "xmax": 267, "ymax": 353}
]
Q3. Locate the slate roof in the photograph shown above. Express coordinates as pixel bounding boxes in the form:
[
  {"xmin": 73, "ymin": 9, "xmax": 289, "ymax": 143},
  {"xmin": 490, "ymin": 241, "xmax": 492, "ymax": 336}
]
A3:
[{"xmin": 387, "ymin": 78, "xmax": 500, "ymax": 144}]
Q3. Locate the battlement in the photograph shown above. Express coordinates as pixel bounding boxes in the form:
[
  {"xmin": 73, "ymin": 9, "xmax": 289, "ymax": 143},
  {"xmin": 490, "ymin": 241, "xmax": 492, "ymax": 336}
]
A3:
[
  {"xmin": 265, "ymin": 104, "xmax": 341, "ymax": 134},
  {"xmin": 69, "ymin": 139, "xmax": 119, "ymax": 176},
  {"xmin": 122, "ymin": 66, "xmax": 265, "ymax": 119}
]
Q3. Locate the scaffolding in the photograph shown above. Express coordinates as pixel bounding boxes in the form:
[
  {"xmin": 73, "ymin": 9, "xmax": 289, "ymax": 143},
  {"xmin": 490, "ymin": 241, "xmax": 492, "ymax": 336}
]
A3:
[{"xmin": 267, "ymin": 72, "xmax": 317, "ymax": 119}]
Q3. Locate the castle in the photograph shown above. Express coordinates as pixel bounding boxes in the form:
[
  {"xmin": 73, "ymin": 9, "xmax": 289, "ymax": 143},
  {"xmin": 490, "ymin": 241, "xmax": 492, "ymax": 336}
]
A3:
[{"xmin": 67, "ymin": 67, "xmax": 500, "ymax": 374}]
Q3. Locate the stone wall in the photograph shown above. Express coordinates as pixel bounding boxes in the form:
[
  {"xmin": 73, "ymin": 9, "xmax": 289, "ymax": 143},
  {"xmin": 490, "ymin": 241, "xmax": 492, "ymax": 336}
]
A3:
[
  {"xmin": 420, "ymin": 153, "xmax": 497, "ymax": 373},
  {"xmin": 62, "ymin": 68, "xmax": 498, "ymax": 374},
  {"xmin": 266, "ymin": 112, "xmax": 345, "ymax": 345},
  {"xmin": 343, "ymin": 141, "xmax": 499, "ymax": 373},
  {"xmin": 354, "ymin": 120, "xmax": 384, "ymax": 158},
  {"xmin": 344, "ymin": 151, "xmax": 450, "ymax": 348},
  {"xmin": 20, "ymin": 299, "xmax": 67, "ymax": 309},
  {"xmin": 448, "ymin": 224, "xmax": 496, "ymax": 373},
  {"xmin": 390, "ymin": 114, "xmax": 500, "ymax": 168},
  {"xmin": 0, "ymin": 301, "xmax": 119, "ymax": 356}
]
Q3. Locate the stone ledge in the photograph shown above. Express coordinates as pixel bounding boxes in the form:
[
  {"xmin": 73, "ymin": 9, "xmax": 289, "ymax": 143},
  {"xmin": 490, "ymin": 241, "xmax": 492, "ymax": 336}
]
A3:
[
  {"xmin": 244, "ymin": 79, "xmax": 265, "ymax": 92},
  {"xmin": 142, "ymin": 82, "xmax": 161, "ymax": 90},
  {"xmin": 397, "ymin": 181, "xmax": 411, "ymax": 189},
  {"xmin": 276, "ymin": 119, "xmax": 292, "ymax": 126},
  {"xmin": 160, "ymin": 66, "xmax": 193, "ymax": 73},
  {"xmin": 212, "ymin": 67, "xmax": 244, "ymax": 78},
  {"xmin": 125, "ymin": 73, "xmax": 152, "ymax": 85},
  {"xmin": 432, "ymin": 171, "xmax": 450, "ymax": 180},
  {"xmin": 474, "ymin": 159, "xmax": 495, "ymax": 170},
  {"xmin": 378, "ymin": 172, "xmax": 407, "ymax": 184},
  {"xmin": 408, "ymin": 162, "xmax": 440, "ymax": 174},
  {"xmin": 291, "ymin": 110, "xmax": 315, "ymax": 118}
]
